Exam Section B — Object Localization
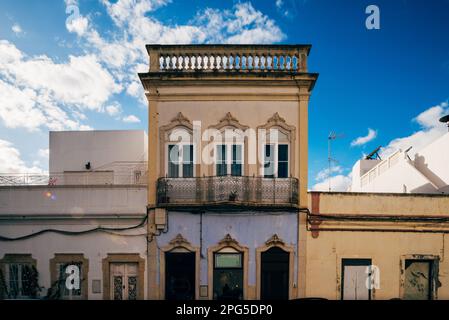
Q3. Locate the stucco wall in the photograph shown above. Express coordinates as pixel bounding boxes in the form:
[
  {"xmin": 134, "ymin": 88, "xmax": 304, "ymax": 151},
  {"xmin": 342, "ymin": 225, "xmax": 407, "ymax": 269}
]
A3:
[
  {"xmin": 0, "ymin": 186, "xmax": 147, "ymax": 216},
  {"xmin": 157, "ymin": 211, "xmax": 299, "ymax": 298},
  {"xmin": 157, "ymin": 95, "xmax": 300, "ymax": 179},
  {"xmin": 0, "ymin": 219, "xmax": 148, "ymax": 299},
  {"xmin": 49, "ymin": 130, "xmax": 148, "ymax": 173},
  {"xmin": 307, "ymin": 192, "xmax": 449, "ymax": 300}
]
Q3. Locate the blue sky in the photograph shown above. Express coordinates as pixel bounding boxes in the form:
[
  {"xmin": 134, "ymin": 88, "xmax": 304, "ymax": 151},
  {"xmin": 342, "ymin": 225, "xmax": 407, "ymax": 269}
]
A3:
[{"xmin": 0, "ymin": 0, "xmax": 448, "ymax": 190}]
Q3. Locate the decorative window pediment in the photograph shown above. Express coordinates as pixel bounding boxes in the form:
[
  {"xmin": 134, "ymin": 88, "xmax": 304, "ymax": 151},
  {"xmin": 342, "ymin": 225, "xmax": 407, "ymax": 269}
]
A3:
[
  {"xmin": 160, "ymin": 112, "xmax": 193, "ymax": 141},
  {"xmin": 258, "ymin": 112, "xmax": 296, "ymax": 142},
  {"xmin": 265, "ymin": 234, "xmax": 286, "ymax": 247},
  {"xmin": 209, "ymin": 112, "xmax": 250, "ymax": 132}
]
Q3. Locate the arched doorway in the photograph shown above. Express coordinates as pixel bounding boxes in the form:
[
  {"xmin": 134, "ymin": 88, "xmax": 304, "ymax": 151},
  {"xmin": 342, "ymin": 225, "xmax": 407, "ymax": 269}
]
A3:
[{"xmin": 261, "ymin": 247, "xmax": 289, "ymax": 300}]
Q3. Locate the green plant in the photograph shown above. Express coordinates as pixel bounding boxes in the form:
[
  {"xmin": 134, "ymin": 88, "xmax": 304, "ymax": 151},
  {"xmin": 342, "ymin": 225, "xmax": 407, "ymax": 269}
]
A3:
[{"xmin": 0, "ymin": 268, "xmax": 7, "ymax": 299}]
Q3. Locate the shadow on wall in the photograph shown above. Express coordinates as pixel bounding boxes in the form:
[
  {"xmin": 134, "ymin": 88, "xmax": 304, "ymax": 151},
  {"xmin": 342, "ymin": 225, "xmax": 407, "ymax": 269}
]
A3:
[{"xmin": 413, "ymin": 154, "xmax": 447, "ymax": 192}]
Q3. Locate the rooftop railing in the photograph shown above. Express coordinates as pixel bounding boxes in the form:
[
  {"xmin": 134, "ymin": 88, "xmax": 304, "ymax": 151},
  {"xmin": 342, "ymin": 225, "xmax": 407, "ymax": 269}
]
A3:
[
  {"xmin": 157, "ymin": 175, "xmax": 299, "ymax": 208},
  {"xmin": 146, "ymin": 44, "xmax": 310, "ymax": 73},
  {"xmin": 0, "ymin": 171, "xmax": 148, "ymax": 186}
]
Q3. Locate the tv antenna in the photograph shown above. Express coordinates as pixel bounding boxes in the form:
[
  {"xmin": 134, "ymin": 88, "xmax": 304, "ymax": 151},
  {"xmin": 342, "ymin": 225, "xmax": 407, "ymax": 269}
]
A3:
[{"xmin": 328, "ymin": 131, "xmax": 344, "ymax": 192}]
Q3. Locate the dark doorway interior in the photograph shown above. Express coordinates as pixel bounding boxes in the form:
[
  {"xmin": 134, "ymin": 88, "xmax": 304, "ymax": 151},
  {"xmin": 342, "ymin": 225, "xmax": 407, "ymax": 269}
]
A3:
[
  {"xmin": 261, "ymin": 247, "xmax": 289, "ymax": 300},
  {"xmin": 165, "ymin": 252, "xmax": 195, "ymax": 300}
]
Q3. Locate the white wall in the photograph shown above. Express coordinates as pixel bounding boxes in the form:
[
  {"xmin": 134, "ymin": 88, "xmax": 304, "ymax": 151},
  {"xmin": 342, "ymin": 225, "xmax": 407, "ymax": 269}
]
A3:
[
  {"xmin": 49, "ymin": 130, "xmax": 148, "ymax": 173},
  {"xmin": 413, "ymin": 133, "xmax": 449, "ymax": 189},
  {"xmin": 0, "ymin": 186, "xmax": 147, "ymax": 216},
  {"xmin": 0, "ymin": 221, "xmax": 148, "ymax": 299},
  {"xmin": 350, "ymin": 133, "xmax": 449, "ymax": 194}
]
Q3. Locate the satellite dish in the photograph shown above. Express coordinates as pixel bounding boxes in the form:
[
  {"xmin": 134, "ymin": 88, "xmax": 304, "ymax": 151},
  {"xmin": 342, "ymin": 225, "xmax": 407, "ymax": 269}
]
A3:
[
  {"xmin": 440, "ymin": 114, "xmax": 449, "ymax": 132},
  {"xmin": 439, "ymin": 114, "xmax": 449, "ymax": 123},
  {"xmin": 365, "ymin": 146, "xmax": 382, "ymax": 160}
]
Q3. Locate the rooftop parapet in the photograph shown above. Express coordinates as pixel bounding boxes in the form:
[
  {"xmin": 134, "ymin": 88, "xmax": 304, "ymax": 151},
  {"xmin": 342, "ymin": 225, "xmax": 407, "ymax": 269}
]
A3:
[{"xmin": 145, "ymin": 44, "xmax": 311, "ymax": 73}]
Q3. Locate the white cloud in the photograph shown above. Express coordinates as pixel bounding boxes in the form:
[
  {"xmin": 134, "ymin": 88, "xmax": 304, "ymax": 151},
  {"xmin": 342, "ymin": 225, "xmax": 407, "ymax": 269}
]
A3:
[
  {"xmin": 12, "ymin": 23, "xmax": 24, "ymax": 36},
  {"xmin": 105, "ymin": 103, "xmax": 122, "ymax": 116},
  {"xmin": 195, "ymin": 3, "xmax": 285, "ymax": 44},
  {"xmin": 381, "ymin": 101, "xmax": 449, "ymax": 157},
  {"xmin": 0, "ymin": 40, "xmax": 120, "ymax": 131},
  {"xmin": 351, "ymin": 128, "xmax": 377, "ymax": 147},
  {"xmin": 123, "ymin": 115, "xmax": 141, "ymax": 123},
  {"xmin": 38, "ymin": 148, "xmax": 49, "ymax": 158},
  {"xmin": 0, "ymin": 139, "xmax": 44, "ymax": 173},
  {"xmin": 275, "ymin": 0, "xmax": 284, "ymax": 9},
  {"xmin": 312, "ymin": 174, "xmax": 352, "ymax": 192},
  {"xmin": 66, "ymin": 15, "xmax": 89, "ymax": 37},
  {"xmin": 315, "ymin": 166, "xmax": 343, "ymax": 181}
]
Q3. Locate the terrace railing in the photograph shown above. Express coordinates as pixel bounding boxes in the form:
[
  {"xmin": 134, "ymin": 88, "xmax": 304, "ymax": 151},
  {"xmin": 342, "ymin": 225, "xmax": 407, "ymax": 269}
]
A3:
[
  {"xmin": 0, "ymin": 171, "xmax": 148, "ymax": 186},
  {"xmin": 147, "ymin": 44, "xmax": 309, "ymax": 73}
]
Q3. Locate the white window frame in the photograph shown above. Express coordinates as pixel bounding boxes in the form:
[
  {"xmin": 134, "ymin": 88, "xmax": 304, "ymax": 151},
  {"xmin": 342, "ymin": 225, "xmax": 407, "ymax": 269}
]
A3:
[
  {"xmin": 262, "ymin": 143, "xmax": 290, "ymax": 178},
  {"xmin": 214, "ymin": 143, "xmax": 244, "ymax": 176},
  {"xmin": 165, "ymin": 143, "xmax": 196, "ymax": 178}
]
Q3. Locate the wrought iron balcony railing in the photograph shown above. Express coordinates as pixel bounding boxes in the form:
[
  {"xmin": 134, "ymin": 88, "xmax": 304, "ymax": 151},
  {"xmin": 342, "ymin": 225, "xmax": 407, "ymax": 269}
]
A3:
[{"xmin": 156, "ymin": 175, "xmax": 299, "ymax": 209}]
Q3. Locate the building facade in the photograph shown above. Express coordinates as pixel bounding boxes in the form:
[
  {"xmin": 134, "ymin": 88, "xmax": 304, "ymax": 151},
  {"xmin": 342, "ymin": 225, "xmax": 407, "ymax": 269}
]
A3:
[
  {"xmin": 139, "ymin": 45, "xmax": 317, "ymax": 300},
  {"xmin": 1, "ymin": 44, "xmax": 449, "ymax": 300},
  {"xmin": 0, "ymin": 131, "xmax": 149, "ymax": 300}
]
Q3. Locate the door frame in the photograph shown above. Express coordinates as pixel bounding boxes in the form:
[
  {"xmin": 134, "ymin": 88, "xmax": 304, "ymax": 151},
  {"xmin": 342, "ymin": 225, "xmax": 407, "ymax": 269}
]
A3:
[
  {"xmin": 399, "ymin": 254, "xmax": 439, "ymax": 300},
  {"xmin": 256, "ymin": 234, "xmax": 294, "ymax": 300},
  {"xmin": 208, "ymin": 234, "xmax": 249, "ymax": 300},
  {"xmin": 340, "ymin": 258, "xmax": 372, "ymax": 300},
  {"xmin": 102, "ymin": 253, "xmax": 145, "ymax": 300},
  {"xmin": 160, "ymin": 234, "xmax": 200, "ymax": 300}
]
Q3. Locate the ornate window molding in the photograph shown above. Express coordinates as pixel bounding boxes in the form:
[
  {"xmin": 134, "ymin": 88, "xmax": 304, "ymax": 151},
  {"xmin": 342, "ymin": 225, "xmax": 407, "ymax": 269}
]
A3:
[
  {"xmin": 159, "ymin": 112, "xmax": 197, "ymax": 177},
  {"xmin": 102, "ymin": 253, "xmax": 145, "ymax": 300},
  {"xmin": 49, "ymin": 253, "xmax": 89, "ymax": 300},
  {"xmin": 207, "ymin": 234, "xmax": 249, "ymax": 300},
  {"xmin": 159, "ymin": 234, "xmax": 200, "ymax": 300},
  {"xmin": 209, "ymin": 112, "xmax": 250, "ymax": 132},
  {"xmin": 255, "ymin": 234, "xmax": 295, "ymax": 300},
  {"xmin": 258, "ymin": 113, "xmax": 296, "ymax": 177}
]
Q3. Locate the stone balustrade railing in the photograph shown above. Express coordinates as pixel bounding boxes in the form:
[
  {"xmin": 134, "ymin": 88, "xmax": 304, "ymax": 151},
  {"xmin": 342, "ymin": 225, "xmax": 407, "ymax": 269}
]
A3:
[{"xmin": 146, "ymin": 45, "xmax": 310, "ymax": 72}]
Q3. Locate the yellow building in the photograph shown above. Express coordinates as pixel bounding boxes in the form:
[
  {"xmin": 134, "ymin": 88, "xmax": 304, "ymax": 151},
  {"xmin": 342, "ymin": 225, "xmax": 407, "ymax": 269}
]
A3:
[
  {"xmin": 139, "ymin": 44, "xmax": 317, "ymax": 300},
  {"xmin": 306, "ymin": 191, "xmax": 449, "ymax": 300}
]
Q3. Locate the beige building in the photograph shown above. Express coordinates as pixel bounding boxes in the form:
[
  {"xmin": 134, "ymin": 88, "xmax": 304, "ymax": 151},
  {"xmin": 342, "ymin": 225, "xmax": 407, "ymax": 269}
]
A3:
[{"xmin": 306, "ymin": 192, "xmax": 449, "ymax": 300}]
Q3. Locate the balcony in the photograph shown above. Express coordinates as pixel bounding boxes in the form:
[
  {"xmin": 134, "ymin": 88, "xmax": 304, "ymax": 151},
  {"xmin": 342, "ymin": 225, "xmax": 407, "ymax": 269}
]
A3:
[
  {"xmin": 156, "ymin": 175, "xmax": 299, "ymax": 211},
  {"xmin": 145, "ymin": 44, "xmax": 310, "ymax": 73}
]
